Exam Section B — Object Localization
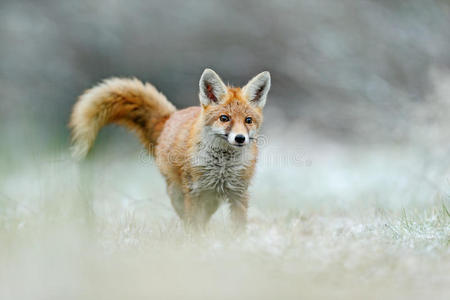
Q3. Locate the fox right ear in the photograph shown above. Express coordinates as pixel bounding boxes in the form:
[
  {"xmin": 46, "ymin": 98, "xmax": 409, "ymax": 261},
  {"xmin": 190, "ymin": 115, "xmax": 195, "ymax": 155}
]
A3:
[
  {"xmin": 199, "ymin": 68, "xmax": 227, "ymax": 106},
  {"xmin": 242, "ymin": 71, "xmax": 271, "ymax": 109}
]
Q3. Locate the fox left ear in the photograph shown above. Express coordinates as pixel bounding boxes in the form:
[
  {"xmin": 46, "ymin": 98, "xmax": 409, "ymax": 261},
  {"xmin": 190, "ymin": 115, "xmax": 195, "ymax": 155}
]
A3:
[
  {"xmin": 199, "ymin": 68, "xmax": 227, "ymax": 106},
  {"xmin": 242, "ymin": 71, "xmax": 271, "ymax": 108}
]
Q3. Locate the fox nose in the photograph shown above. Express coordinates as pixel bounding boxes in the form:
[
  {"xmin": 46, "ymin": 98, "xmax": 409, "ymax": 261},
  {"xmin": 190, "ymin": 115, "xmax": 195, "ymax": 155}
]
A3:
[{"xmin": 234, "ymin": 134, "xmax": 246, "ymax": 144}]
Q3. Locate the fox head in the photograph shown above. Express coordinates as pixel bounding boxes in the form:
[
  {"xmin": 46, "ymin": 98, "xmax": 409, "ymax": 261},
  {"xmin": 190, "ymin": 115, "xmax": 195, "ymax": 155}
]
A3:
[{"xmin": 198, "ymin": 68, "xmax": 271, "ymax": 148}]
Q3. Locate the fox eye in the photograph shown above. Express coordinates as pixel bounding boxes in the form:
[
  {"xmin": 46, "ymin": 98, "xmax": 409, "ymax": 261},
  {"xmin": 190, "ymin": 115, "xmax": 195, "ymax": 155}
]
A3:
[
  {"xmin": 219, "ymin": 115, "xmax": 230, "ymax": 122},
  {"xmin": 245, "ymin": 117, "xmax": 253, "ymax": 124}
]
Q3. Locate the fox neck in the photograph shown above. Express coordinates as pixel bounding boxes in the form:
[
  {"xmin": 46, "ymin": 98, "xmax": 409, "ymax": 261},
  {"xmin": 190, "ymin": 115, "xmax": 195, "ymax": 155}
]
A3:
[{"xmin": 193, "ymin": 126, "xmax": 255, "ymax": 179}]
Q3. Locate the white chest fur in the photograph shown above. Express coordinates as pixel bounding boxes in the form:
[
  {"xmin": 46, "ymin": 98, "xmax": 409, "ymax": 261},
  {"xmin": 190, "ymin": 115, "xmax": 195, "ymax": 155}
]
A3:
[{"xmin": 190, "ymin": 137, "xmax": 254, "ymax": 197}]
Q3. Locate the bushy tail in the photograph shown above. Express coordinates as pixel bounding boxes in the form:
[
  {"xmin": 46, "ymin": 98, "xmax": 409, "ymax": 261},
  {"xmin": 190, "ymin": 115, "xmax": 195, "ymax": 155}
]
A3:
[{"xmin": 69, "ymin": 77, "xmax": 176, "ymax": 159}]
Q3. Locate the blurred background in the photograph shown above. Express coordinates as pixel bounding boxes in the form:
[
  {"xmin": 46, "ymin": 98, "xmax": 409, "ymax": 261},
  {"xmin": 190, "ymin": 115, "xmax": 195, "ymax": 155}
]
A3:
[
  {"xmin": 1, "ymin": 0, "xmax": 449, "ymax": 208},
  {"xmin": 1, "ymin": 0, "xmax": 449, "ymax": 149},
  {"xmin": 1, "ymin": 0, "xmax": 449, "ymax": 206},
  {"xmin": 1, "ymin": 1, "xmax": 450, "ymax": 299}
]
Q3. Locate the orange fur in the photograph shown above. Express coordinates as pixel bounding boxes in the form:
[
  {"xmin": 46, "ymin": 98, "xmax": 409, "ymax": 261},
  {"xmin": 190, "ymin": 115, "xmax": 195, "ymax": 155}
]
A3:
[
  {"xmin": 69, "ymin": 70, "xmax": 270, "ymax": 229},
  {"xmin": 69, "ymin": 78, "xmax": 175, "ymax": 158}
]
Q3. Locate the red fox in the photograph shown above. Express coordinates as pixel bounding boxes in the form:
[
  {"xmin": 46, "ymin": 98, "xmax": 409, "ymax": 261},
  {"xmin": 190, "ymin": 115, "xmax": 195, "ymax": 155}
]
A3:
[{"xmin": 70, "ymin": 69, "xmax": 271, "ymax": 229}]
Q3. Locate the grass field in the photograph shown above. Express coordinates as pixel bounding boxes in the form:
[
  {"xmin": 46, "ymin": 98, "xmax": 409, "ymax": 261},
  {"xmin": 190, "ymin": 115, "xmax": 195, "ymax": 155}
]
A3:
[{"xmin": 0, "ymin": 139, "xmax": 449, "ymax": 300}]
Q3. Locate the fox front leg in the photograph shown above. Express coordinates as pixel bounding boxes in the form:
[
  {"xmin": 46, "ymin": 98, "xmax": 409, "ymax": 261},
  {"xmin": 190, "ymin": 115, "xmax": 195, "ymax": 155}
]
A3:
[
  {"xmin": 183, "ymin": 190, "xmax": 220, "ymax": 231},
  {"xmin": 229, "ymin": 191, "xmax": 249, "ymax": 231}
]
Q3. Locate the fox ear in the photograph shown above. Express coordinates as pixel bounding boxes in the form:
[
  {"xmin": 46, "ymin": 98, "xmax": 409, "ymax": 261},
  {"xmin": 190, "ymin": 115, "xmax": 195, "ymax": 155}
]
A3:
[
  {"xmin": 242, "ymin": 71, "xmax": 271, "ymax": 108},
  {"xmin": 199, "ymin": 68, "xmax": 227, "ymax": 106}
]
